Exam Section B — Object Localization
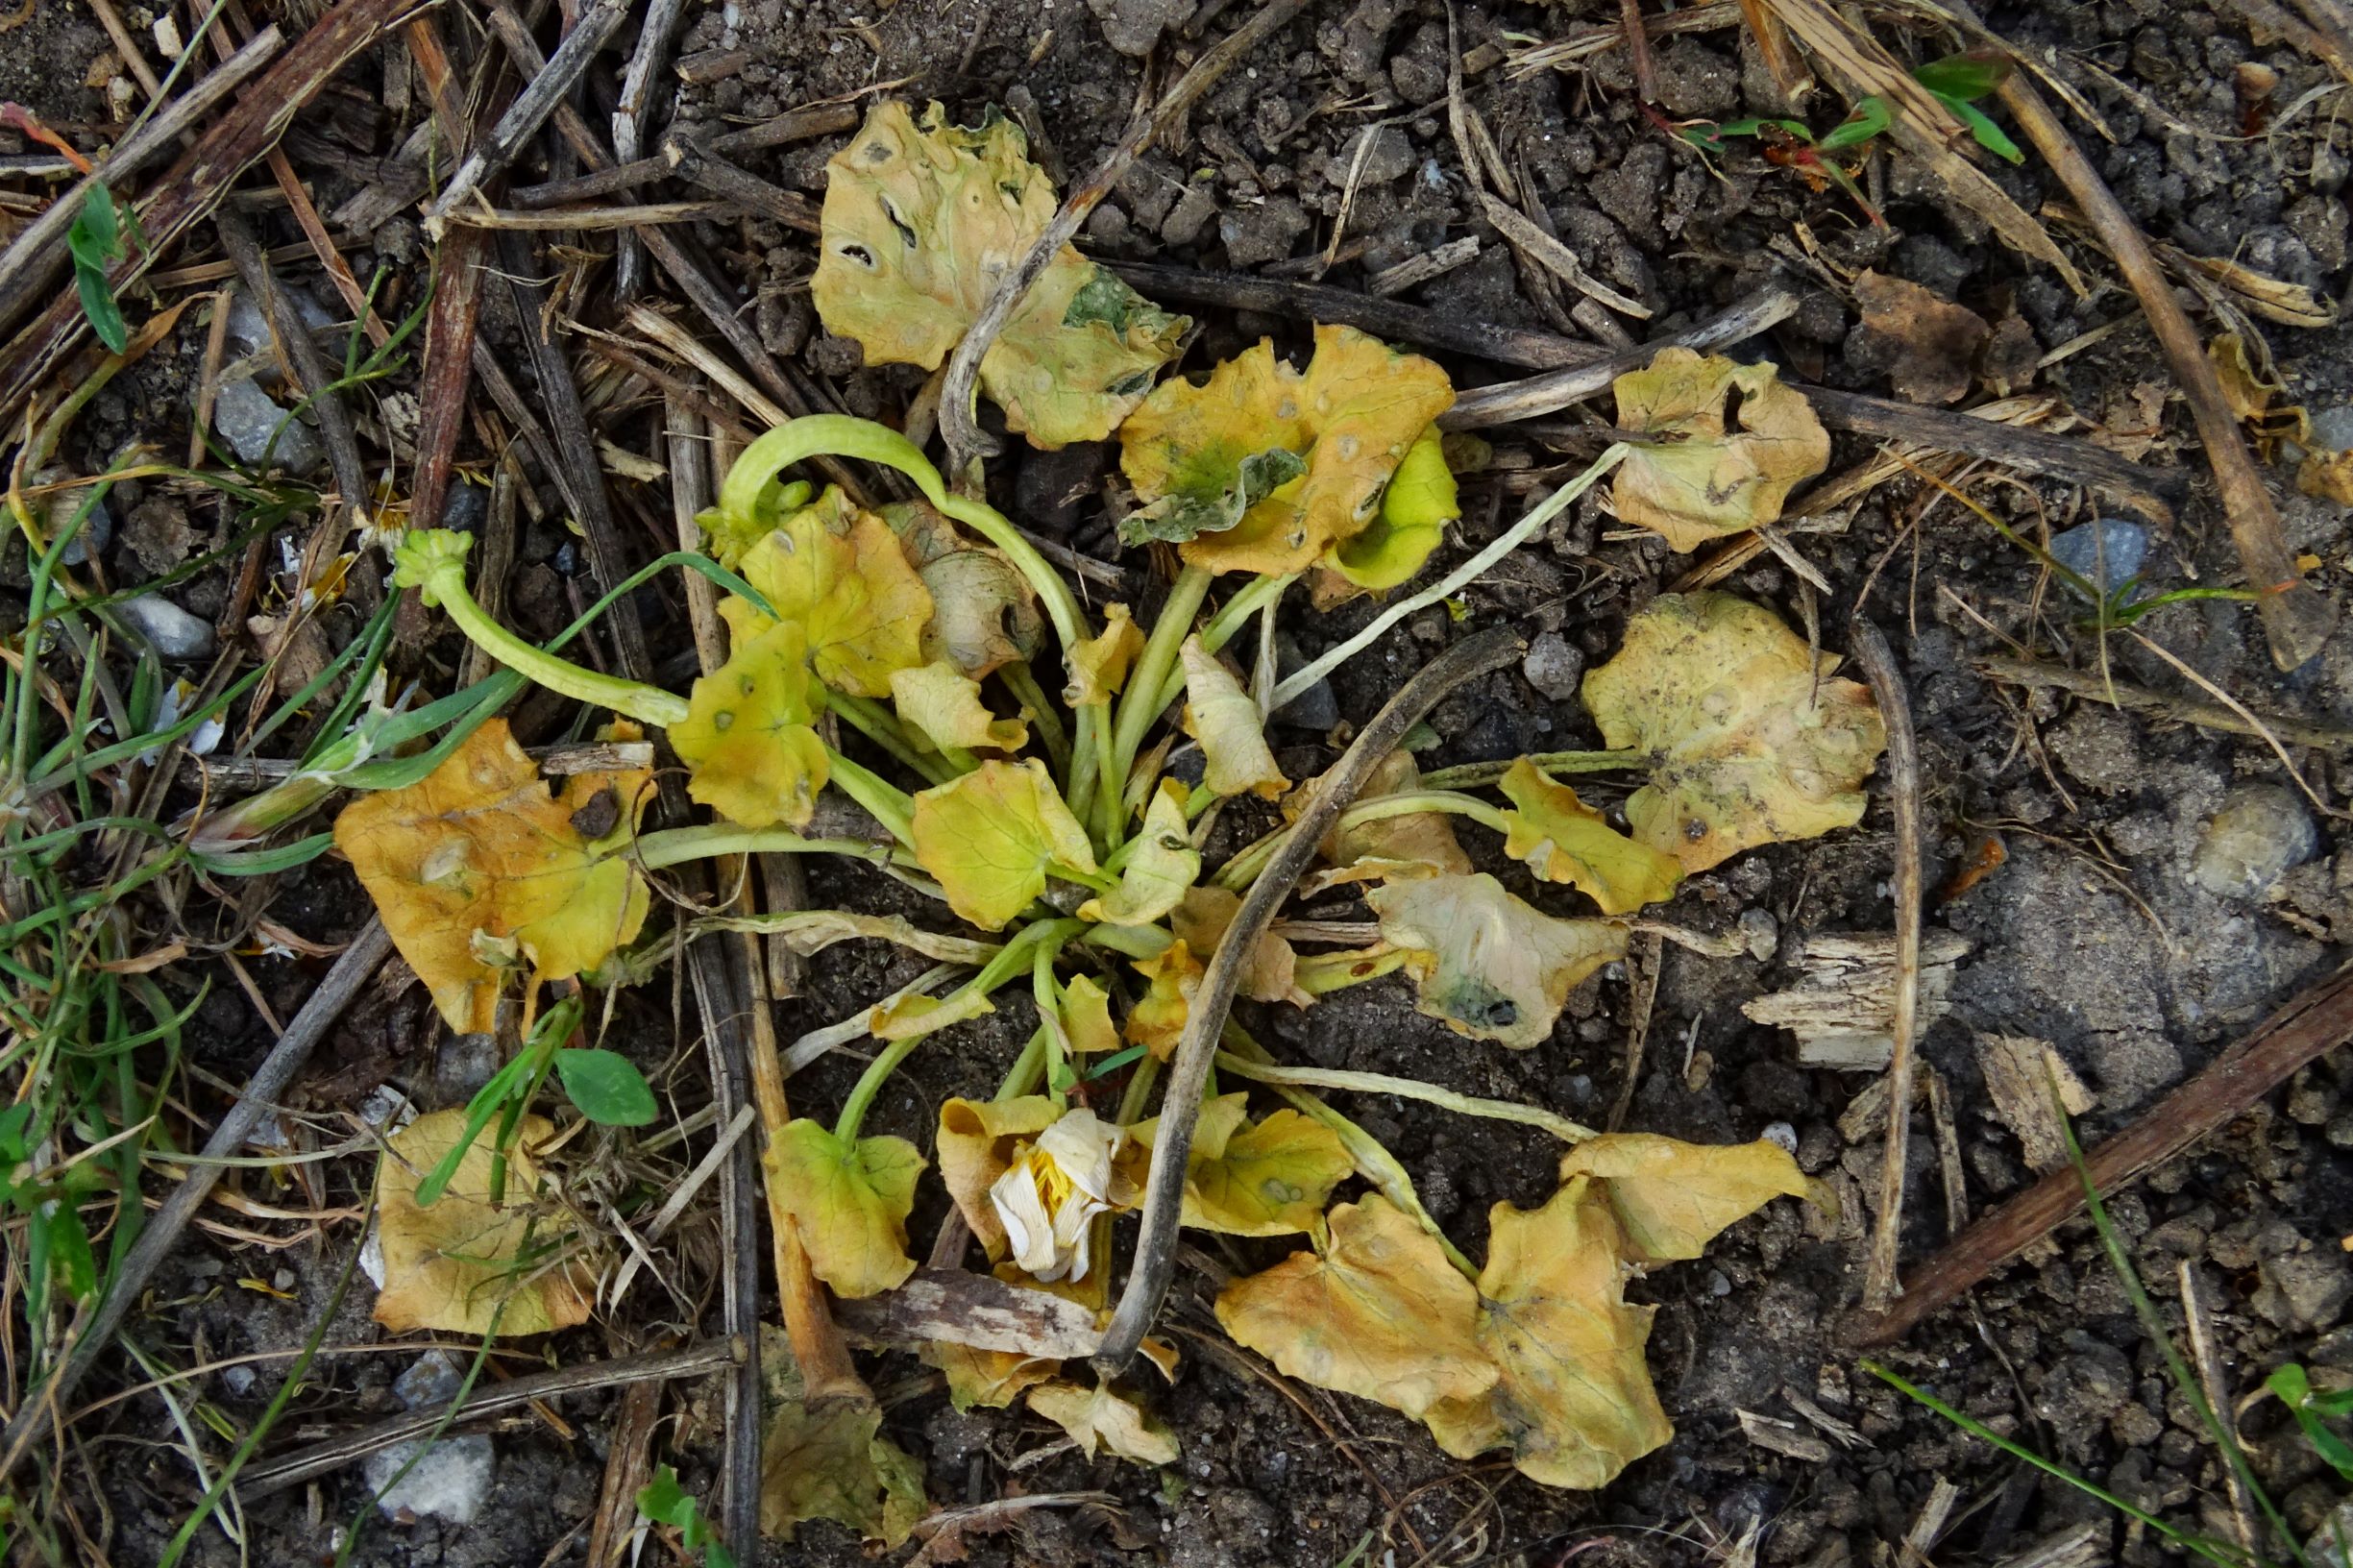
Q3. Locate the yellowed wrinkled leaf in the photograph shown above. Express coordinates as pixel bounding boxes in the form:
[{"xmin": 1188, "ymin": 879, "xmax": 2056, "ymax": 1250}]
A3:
[
  {"xmin": 1609, "ymin": 348, "xmax": 1829, "ymax": 551},
  {"xmin": 1171, "ymin": 885, "xmax": 1301, "ymax": 1005},
  {"xmin": 1126, "ymin": 939, "xmax": 1201, "ymax": 1060},
  {"xmin": 1366, "ymin": 873, "xmax": 1626, "ymax": 1049},
  {"xmin": 1301, "ymin": 748, "xmax": 1472, "ymax": 893},
  {"xmin": 870, "ymin": 986, "xmax": 995, "ymax": 1041},
  {"xmin": 910, "ymin": 759, "xmax": 1097, "ymax": 931},
  {"xmin": 891, "ymin": 501, "xmax": 1044, "ymax": 678},
  {"xmin": 1135, "ymin": 1092, "xmax": 1352, "ymax": 1238},
  {"xmin": 890, "ymin": 660, "xmax": 1028, "ymax": 752},
  {"xmin": 936, "ymin": 1095, "xmax": 1060, "ymax": 1261},
  {"xmin": 334, "ymin": 720, "xmax": 650, "ymax": 1035},
  {"xmin": 1064, "ymin": 603, "xmax": 1145, "ymax": 707},
  {"xmin": 1556, "ymin": 1133, "xmax": 1809, "ymax": 1263},
  {"xmin": 1498, "ymin": 757, "xmax": 1682, "ymax": 916},
  {"xmin": 1581, "ymin": 592, "xmax": 1886, "ymax": 872},
  {"xmin": 1423, "ymin": 1175, "xmax": 1673, "ymax": 1490},
  {"xmin": 760, "ymin": 1343, "xmax": 928, "ymax": 1545},
  {"xmin": 1214, "ymin": 1195, "xmax": 1495, "ymax": 1420},
  {"xmin": 374, "ymin": 1109, "xmax": 594, "ymax": 1335},
  {"xmin": 731, "ymin": 485, "xmax": 934, "ymax": 698},
  {"xmin": 1056, "ymin": 973, "xmax": 1121, "ymax": 1055},
  {"xmin": 1078, "ymin": 779, "xmax": 1199, "ymax": 925},
  {"xmin": 810, "ymin": 101, "xmax": 1187, "ymax": 447},
  {"xmin": 1180, "ymin": 637, "xmax": 1287, "ymax": 798},
  {"xmin": 673, "ymin": 617, "xmax": 830, "ymax": 829},
  {"xmin": 764, "ymin": 1118, "xmax": 923, "ymax": 1299},
  {"xmin": 1025, "ymin": 1381, "xmax": 1179, "ymax": 1465},
  {"xmin": 924, "ymin": 1338, "xmax": 1060, "ymax": 1411},
  {"xmin": 1119, "ymin": 325, "xmax": 1455, "ymax": 576}
]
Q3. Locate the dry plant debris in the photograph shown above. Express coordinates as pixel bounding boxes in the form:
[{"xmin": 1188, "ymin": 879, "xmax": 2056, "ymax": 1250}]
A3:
[{"xmin": 1608, "ymin": 348, "xmax": 1831, "ymax": 551}]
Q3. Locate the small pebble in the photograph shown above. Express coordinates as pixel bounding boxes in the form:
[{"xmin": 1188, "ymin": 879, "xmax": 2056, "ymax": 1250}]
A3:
[
  {"xmin": 117, "ymin": 595, "xmax": 216, "ymax": 660},
  {"xmin": 2190, "ymin": 784, "xmax": 2318, "ymax": 900},
  {"xmin": 1761, "ymin": 1120, "xmax": 1799, "ymax": 1155},
  {"xmin": 395, "ymin": 1351, "xmax": 468, "ymax": 1410},
  {"xmin": 1521, "ymin": 630, "xmax": 1585, "ymax": 701},
  {"xmin": 363, "ymin": 1433, "xmax": 494, "ymax": 1524},
  {"xmin": 1272, "ymin": 635, "xmax": 1337, "ymax": 730},
  {"xmin": 211, "ymin": 377, "xmax": 325, "ymax": 476},
  {"xmin": 2309, "ymin": 406, "xmax": 2353, "ymax": 453},
  {"xmin": 1737, "ymin": 907, "xmax": 1777, "ymax": 962},
  {"xmin": 220, "ymin": 1364, "xmax": 257, "ymax": 1397},
  {"xmin": 2047, "ymin": 518, "xmax": 2148, "ymax": 595}
]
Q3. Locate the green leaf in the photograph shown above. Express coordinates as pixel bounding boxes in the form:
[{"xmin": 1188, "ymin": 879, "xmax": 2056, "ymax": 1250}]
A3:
[
  {"xmin": 554, "ymin": 1048, "xmax": 658, "ymax": 1127},
  {"xmin": 637, "ymin": 1463, "xmax": 740, "ymax": 1568},
  {"xmin": 70, "ymin": 184, "xmax": 130, "ymax": 355},
  {"xmin": 1912, "ymin": 51, "xmax": 2012, "ymax": 103},
  {"xmin": 2268, "ymin": 1364, "xmax": 2353, "ymax": 1481},
  {"xmin": 1816, "ymin": 96, "xmax": 1891, "ymax": 151},
  {"xmin": 1707, "ymin": 117, "xmax": 1813, "ymax": 144},
  {"xmin": 41, "ymin": 1203, "xmax": 97, "ymax": 1304},
  {"xmin": 1944, "ymin": 96, "xmax": 2023, "ymax": 163}
]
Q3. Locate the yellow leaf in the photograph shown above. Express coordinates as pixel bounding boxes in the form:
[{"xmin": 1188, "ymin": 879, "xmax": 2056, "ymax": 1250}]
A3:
[
  {"xmin": 373, "ymin": 1109, "xmax": 594, "ymax": 1335},
  {"xmin": 924, "ymin": 1338, "xmax": 1060, "ymax": 1411},
  {"xmin": 870, "ymin": 986, "xmax": 996, "ymax": 1041},
  {"xmin": 1423, "ymin": 1176, "xmax": 1673, "ymax": 1490},
  {"xmin": 733, "ymin": 486, "xmax": 935, "ymax": 698},
  {"xmin": 1077, "ymin": 779, "xmax": 1199, "ymax": 925},
  {"xmin": 763, "ymin": 1118, "xmax": 923, "ymax": 1299},
  {"xmin": 1119, "ymin": 325, "xmax": 1455, "ymax": 576},
  {"xmin": 892, "ymin": 501, "xmax": 1044, "ymax": 678},
  {"xmin": 1056, "ymin": 973, "xmax": 1121, "ymax": 1055},
  {"xmin": 1322, "ymin": 425, "xmax": 1457, "ymax": 596},
  {"xmin": 1299, "ymin": 748, "xmax": 1472, "ymax": 893},
  {"xmin": 1365, "ymin": 873, "xmax": 1626, "ymax": 1049},
  {"xmin": 1171, "ymin": 885, "xmax": 1301, "ymax": 1005},
  {"xmin": 672, "ymin": 618, "xmax": 831, "ymax": 830},
  {"xmin": 810, "ymin": 101, "xmax": 1187, "ymax": 447},
  {"xmin": 1179, "ymin": 637, "xmax": 1287, "ymax": 799},
  {"xmin": 1498, "ymin": 757, "xmax": 1683, "ymax": 916},
  {"xmin": 911, "ymin": 759, "xmax": 1098, "ymax": 931},
  {"xmin": 334, "ymin": 720, "xmax": 650, "ymax": 1035},
  {"xmin": 1555, "ymin": 1133, "xmax": 1809, "ymax": 1263},
  {"xmin": 760, "ymin": 1345, "xmax": 928, "ymax": 1545},
  {"xmin": 1064, "ymin": 603, "xmax": 1146, "ymax": 707},
  {"xmin": 1609, "ymin": 348, "xmax": 1829, "ymax": 552},
  {"xmin": 1214, "ymin": 1195, "xmax": 1495, "ymax": 1420},
  {"xmin": 936, "ymin": 1095, "xmax": 1061, "ymax": 1262},
  {"xmin": 1135, "ymin": 1092, "xmax": 1352, "ymax": 1237},
  {"xmin": 889, "ymin": 660, "xmax": 1028, "ymax": 752},
  {"xmin": 1125, "ymin": 939, "xmax": 1201, "ymax": 1060},
  {"xmin": 1581, "ymin": 592, "xmax": 1886, "ymax": 872},
  {"xmin": 1025, "ymin": 1381, "xmax": 1180, "ymax": 1465}
]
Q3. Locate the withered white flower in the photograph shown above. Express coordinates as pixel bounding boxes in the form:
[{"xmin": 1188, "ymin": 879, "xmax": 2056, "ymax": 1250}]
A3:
[{"xmin": 987, "ymin": 1107, "xmax": 1139, "ymax": 1283}]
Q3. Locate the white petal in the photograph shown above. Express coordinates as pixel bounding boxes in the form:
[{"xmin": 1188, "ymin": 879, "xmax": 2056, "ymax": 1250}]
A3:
[
  {"xmin": 1065, "ymin": 1218, "xmax": 1093, "ymax": 1284},
  {"xmin": 990, "ymin": 1168, "xmax": 1058, "ymax": 1275},
  {"xmin": 1038, "ymin": 1108, "xmax": 1122, "ymax": 1203}
]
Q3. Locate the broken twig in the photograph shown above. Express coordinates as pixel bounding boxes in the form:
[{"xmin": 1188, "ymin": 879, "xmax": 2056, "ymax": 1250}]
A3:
[{"xmin": 1849, "ymin": 621, "xmax": 1922, "ymax": 1314}]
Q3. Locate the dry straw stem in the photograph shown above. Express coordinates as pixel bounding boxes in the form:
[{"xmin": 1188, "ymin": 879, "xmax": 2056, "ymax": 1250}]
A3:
[
  {"xmin": 1852, "ymin": 960, "xmax": 2353, "ymax": 1344},
  {"xmin": 1847, "ymin": 621, "xmax": 1922, "ymax": 1315},
  {"xmin": 1976, "ymin": 656, "xmax": 2353, "ymax": 751}
]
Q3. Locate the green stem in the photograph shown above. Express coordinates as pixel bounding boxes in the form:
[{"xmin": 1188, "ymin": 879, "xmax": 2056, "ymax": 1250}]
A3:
[
  {"xmin": 1151, "ymin": 571, "xmax": 1297, "ymax": 717},
  {"xmin": 998, "ymin": 1025, "xmax": 1048, "ymax": 1102},
  {"xmin": 1115, "ymin": 1051, "xmax": 1162, "ymax": 1126},
  {"xmin": 1078, "ymin": 921, "xmax": 1173, "ymax": 961},
  {"xmin": 631, "ymin": 825, "xmax": 912, "ymax": 872},
  {"xmin": 1418, "ymin": 749, "xmax": 1643, "ymax": 791},
  {"xmin": 824, "ymin": 750, "xmax": 918, "ymax": 847},
  {"xmin": 1066, "ymin": 702, "xmax": 1110, "ymax": 832},
  {"xmin": 999, "ymin": 661, "xmax": 1069, "ymax": 779},
  {"xmin": 1036, "ymin": 943, "xmax": 1068, "ymax": 1104},
  {"xmin": 391, "ymin": 530, "xmax": 690, "ymax": 726},
  {"xmin": 1214, "ymin": 791, "xmax": 1512, "ymax": 891},
  {"xmin": 1108, "ymin": 564, "xmax": 1213, "ymax": 792},
  {"xmin": 1213, "ymin": 1052, "xmax": 1595, "ymax": 1141},
  {"xmin": 825, "ymin": 688, "xmax": 960, "ymax": 783}
]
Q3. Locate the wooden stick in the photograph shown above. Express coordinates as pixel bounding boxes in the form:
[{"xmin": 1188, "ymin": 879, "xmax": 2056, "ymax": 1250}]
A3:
[
  {"xmin": 609, "ymin": 0, "xmax": 691, "ymax": 295},
  {"xmin": 1948, "ymin": 0, "xmax": 2336, "ymax": 671},
  {"xmin": 509, "ymin": 102, "xmax": 858, "ymax": 208},
  {"xmin": 425, "ymin": 0, "xmax": 630, "ymax": 233},
  {"xmin": 409, "ymin": 224, "xmax": 489, "ymax": 535},
  {"xmin": 1976, "ymin": 656, "xmax": 2353, "ymax": 750},
  {"xmin": 1440, "ymin": 285, "xmax": 1802, "ymax": 427},
  {"xmin": 1620, "ymin": 0, "xmax": 1661, "ymax": 102},
  {"xmin": 662, "ymin": 135, "xmax": 821, "ymax": 232},
  {"xmin": 1851, "ymin": 961, "xmax": 2353, "ymax": 1345},
  {"xmin": 1849, "ymin": 622, "xmax": 1922, "ymax": 1314}
]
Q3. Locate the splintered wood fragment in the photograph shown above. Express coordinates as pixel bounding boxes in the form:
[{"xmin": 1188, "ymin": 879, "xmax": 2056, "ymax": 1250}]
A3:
[
  {"xmin": 1973, "ymin": 1033, "xmax": 2095, "ymax": 1173},
  {"xmin": 1441, "ymin": 285, "xmax": 1802, "ymax": 427},
  {"xmin": 447, "ymin": 200, "xmax": 740, "ymax": 230},
  {"xmin": 663, "ymin": 135, "xmax": 822, "ymax": 232},
  {"xmin": 1741, "ymin": 931, "xmax": 1971, "ymax": 1069},
  {"xmin": 1779, "ymin": 1384, "xmax": 1868, "ymax": 1449},
  {"xmin": 425, "ymin": 0, "xmax": 631, "ymax": 233},
  {"xmin": 1620, "ymin": 0, "xmax": 1661, "ymax": 101},
  {"xmin": 831, "ymin": 1269, "xmax": 1105, "ymax": 1359},
  {"xmin": 1736, "ymin": 0, "xmax": 1811, "ymax": 103},
  {"xmin": 1477, "ymin": 193, "xmax": 1653, "ymax": 318},
  {"xmin": 1851, "ymin": 961, "xmax": 2353, "ymax": 1346},
  {"xmin": 511, "ymin": 102, "xmax": 859, "ymax": 208},
  {"xmin": 1902, "ymin": 1478, "xmax": 1963, "ymax": 1568},
  {"xmin": 1736, "ymin": 1409, "xmax": 1832, "ymax": 1463},
  {"xmin": 1366, "ymin": 235, "xmax": 1480, "ymax": 297},
  {"xmin": 1995, "ymin": 1525, "xmax": 2108, "ymax": 1568},
  {"xmin": 409, "ymin": 223, "xmax": 488, "ymax": 536}
]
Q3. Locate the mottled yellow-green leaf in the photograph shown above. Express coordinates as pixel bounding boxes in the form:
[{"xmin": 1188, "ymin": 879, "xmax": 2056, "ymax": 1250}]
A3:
[
  {"xmin": 1498, "ymin": 757, "xmax": 1682, "ymax": 916},
  {"xmin": 1064, "ymin": 603, "xmax": 1145, "ymax": 707},
  {"xmin": 810, "ymin": 101, "xmax": 1187, "ymax": 447},
  {"xmin": 672, "ymin": 618, "xmax": 831, "ymax": 829},
  {"xmin": 334, "ymin": 720, "xmax": 650, "ymax": 1034},
  {"xmin": 890, "ymin": 660, "xmax": 1028, "ymax": 752},
  {"xmin": 1077, "ymin": 779, "xmax": 1198, "ymax": 925},
  {"xmin": 1180, "ymin": 637, "xmax": 1287, "ymax": 799},
  {"xmin": 1581, "ymin": 592, "xmax": 1885, "ymax": 872},
  {"xmin": 1119, "ymin": 325, "xmax": 1455, "ymax": 576},
  {"xmin": 1609, "ymin": 349, "xmax": 1828, "ymax": 552},
  {"xmin": 870, "ymin": 986, "xmax": 995, "ymax": 1041},
  {"xmin": 1423, "ymin": 1175, "xmax": 1673, "ymax": 1490},
  {"xmin": 732, "ymin": 486, "xmax": 934, "ymax": 698},
  {"xmin": 1025, "ymin": 1381, "xmax": 1179, "ymax": 1465},
  {"xmin": 373, "ymin": 1109, "xmax": 594, "ymax": 1335},
  {"xmin": 1215, "ymin": 1195, "xmax": 1495, "ymax": 1420},
  {"xmin": 924, "ymin": 1338, "xmax": 1060, "ymax": 1412},
  {"xmin": 891, "ymin": 501, "xmax": 1044, "ymax": 679},
  {"xmin": 910, "ymin": 759, "xmax": 1098, "ymax": 931},
  {"xmin": 1171, "ymin": 885, "xmax": 1301, "ymax": 1005},
  {"xmin": 1556, "ymin": 1133, "xmax": 1809, "ymax": 1262},
  {"xmin": 759, "ymin": 1377, "xmax": 927, "ymax": 1545},
  {"xmin": 1136, "ymin": 1093, "xmax": 1351, "ymax": 1238},
  {"xmin": 935, "ymin": 1095, "xmax": 1060, "ymax": 1261},
  {"xmin": 764, "ymin": 1118, "xmax": 923, "ymax": 1299},
  {"xmin": 699, "ymin": 478, "xmax": 811, "ymax": 570},
  {"xmin": 1300, "ymin": 748, "xmax": 1472, "ymax": 894},
  {"xmin": 1366, "ymin": 873, "xmax": 1626, "ymax": 1048},
  {"xmin": 1323, "ymin": 426, "xmax": 1456, "ymax": 595},
  {"xmin": 1056, "ymin": 972, "xmax": 1121, "ymax": 1055}
]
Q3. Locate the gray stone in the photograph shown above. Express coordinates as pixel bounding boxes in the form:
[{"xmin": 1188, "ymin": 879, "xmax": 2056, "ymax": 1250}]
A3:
[
  {"xmin": 2254, "ymin": 1249, "xmax": 2351, "ymax": 1331},
  {"xmin": 1738, "ymin": 907, "xmax": 1777, "ymax": 963},
  {"xmin": 2191, "ymin": 784, "xmax": 2319, "ymax": 900},
  {"xmin": 2084, "ymin": 1029, "xmax": 2183, "ymax": 1111},
  {"xmin": 1273, "ymin": 635, "xmax": 1337, "ymax": 730},
  {"xmin": 1336, "ymin": 125, "xmax": 1414, "ymax": 187},
  {"xmin": 432, "ymin": 1033, "xmax": 503, "ymax": 1104},
  {"xmin": 1088, "ymin": 0, "xmax": 1187, "ymax": 56},
  {"xmin": 122, "ymin": 498, "xmax": 195, "ymax": 576},
  {"xmin": 395, "ymin": 1350, "xmax": 468, "ymax": 1410},
  {"xmin": 2047, "ymin": 517, "xmax": 2148, "ymax": 595},
  {"xmin": 362, "ymin": 1433, "xmax": 493, "ymax": 1524},
  {"xmin": 1220, "ymin": 198, "xmax": 1310, "ymax": 269},
  {"xmin": 118, "ymin": 594, "xmax": 216, "ymax": 661},
  {"xmin": 1521, "ymin": 630, "xmax": 1585, "ymax": 701},
  {"xmin": 2311, "ymin": 405, "xmax": 2353, "ymax": 453},
  {"xmin": 219, "ymin": 1363, "xmax": 257, "ymax": 1397},
  {"xmin": 2033, "ymin": 1336, "xmax": 2135, "ymax": 1427},
  {"xmin": 1160, "ymin": 185, "xmax": 1218, "ymax": 248},
  {"xmin": 211, "ymin": 376, "xmax": 324, "ymax": 475}
]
